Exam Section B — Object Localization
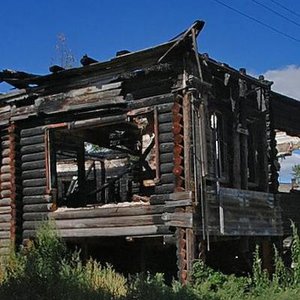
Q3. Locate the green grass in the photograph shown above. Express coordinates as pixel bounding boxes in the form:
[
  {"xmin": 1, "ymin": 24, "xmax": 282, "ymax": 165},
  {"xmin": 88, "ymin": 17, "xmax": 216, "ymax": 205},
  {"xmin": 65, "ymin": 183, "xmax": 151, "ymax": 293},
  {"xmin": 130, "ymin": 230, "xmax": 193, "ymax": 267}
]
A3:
[{"xmin": 1, "ymin": 222, "xmax": 300, "ymax": 299}]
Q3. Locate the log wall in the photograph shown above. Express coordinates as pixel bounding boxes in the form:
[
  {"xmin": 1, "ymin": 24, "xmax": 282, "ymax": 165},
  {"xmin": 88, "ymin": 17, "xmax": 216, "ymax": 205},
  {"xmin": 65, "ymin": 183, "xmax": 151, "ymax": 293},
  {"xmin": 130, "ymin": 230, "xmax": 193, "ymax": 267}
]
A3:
[
  {"xmin": 0, "ymin": 124, "xmax": 22, "ymax": 255},
  {"xmin": 20, "ymin": 125, "xmax": 53, "ymax": 239}
]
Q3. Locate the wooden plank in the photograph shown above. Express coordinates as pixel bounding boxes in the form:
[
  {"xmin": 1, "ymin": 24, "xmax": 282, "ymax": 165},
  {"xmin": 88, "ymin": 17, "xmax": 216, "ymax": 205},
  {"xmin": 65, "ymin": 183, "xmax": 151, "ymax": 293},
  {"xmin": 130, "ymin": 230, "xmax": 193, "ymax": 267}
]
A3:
[
  {"xmin": 22, "ymin": 152, "xmax": 45, "ymax": 162},
  {"xmin": 23, "ymin": 187, "xmax": 47, "ymax": 196},
  {"xmin": 50, "ymin": 204, "xmax": 175, "ymax": 220},
  {"xmin": 160, "ymin": 163, "xmax": 173, "ymax": 174},
  {"xmin": 20, "ymin": 126, "xmax": 46, "ymax": 138},
  {"xmin": 22, "ymin": 160, "xmax": 45, "ymax": 171},
  {"xmin": 23, "ymin": 195, "xmax": 52, "ymax": 204},
  {"xmin": 22, "ymin": 178, "xmax": 47, "ymax": 187},
  {"xmin": 23, "ymin": 203, "xmax": 52, "ymax": 213},
  {"xmin": 160, "ymin": 153, "xmax": 173, "ymax": 163},
  {"xmin": 23, "ymin": 225, "xmax": 171, "ymax": 239},
  {"xmin": 20, "ymin": 135, "xmax": 44, "ymax": 146},
  {"xmin": 155, "ymin": 183, "xmax": 174, "ymax": 194},
  {"xmin": 22, "ymin": 169, "xmax": 46, "ymax": 180},
  {"xmin": 24, "ymin": 214, "xmax": 164, "ymax": 230},
  {"xmin": 21, "ymin": 143, "xmax": 45, "ymax": 154}
]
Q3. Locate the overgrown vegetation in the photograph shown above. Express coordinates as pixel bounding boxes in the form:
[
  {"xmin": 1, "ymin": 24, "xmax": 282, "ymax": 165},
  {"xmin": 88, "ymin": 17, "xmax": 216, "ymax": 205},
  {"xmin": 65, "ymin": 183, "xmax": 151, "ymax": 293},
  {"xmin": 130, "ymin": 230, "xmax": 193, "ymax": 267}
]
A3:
[{"xmin": 1, "ymin": 222, "xmax": 300, "ymax": 299}]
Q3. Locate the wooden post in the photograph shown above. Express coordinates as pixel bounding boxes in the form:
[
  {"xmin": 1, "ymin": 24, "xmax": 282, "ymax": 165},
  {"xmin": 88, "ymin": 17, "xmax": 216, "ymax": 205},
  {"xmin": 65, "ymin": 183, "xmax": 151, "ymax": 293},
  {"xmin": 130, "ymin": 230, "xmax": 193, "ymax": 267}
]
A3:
[
  {"xmin": 77, "ymin": 142, "xmax": 85, "ymax": 204},
  {"xmin": 182, "ymin": 92, "xmax": 192, "ymax": 190}
]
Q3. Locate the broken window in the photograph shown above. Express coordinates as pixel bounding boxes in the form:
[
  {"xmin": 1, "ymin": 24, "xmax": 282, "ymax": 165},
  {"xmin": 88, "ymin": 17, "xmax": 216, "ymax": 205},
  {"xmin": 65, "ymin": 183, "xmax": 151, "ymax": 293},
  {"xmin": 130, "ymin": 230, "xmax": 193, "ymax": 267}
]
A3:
[
  {"xmin": 46, "ymin": 112, "xmax": 157, "ymax": 208},
  {"xmin": 210, "ymin": 112, "xmax": 229, "ymax": 182}
]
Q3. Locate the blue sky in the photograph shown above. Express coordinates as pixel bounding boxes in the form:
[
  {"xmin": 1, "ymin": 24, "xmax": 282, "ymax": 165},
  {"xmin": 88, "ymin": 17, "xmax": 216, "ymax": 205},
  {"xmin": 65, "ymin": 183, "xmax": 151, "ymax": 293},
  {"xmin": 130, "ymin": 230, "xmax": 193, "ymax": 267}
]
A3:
[
  {"xmin": 1, "ymin": 0, "xmax": 300, "ymax": 79},
  {"xmin": 1, "ymin": 0, "xmax": 300, "ymax": 182}
]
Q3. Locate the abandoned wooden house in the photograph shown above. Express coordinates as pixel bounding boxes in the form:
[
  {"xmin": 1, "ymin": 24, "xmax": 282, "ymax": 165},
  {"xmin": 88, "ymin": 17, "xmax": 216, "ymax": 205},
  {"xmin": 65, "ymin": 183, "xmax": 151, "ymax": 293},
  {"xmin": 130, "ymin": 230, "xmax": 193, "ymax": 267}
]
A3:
[{"xmin": 1, "ymin": 20, "xmax": 300, "ymax": 281}]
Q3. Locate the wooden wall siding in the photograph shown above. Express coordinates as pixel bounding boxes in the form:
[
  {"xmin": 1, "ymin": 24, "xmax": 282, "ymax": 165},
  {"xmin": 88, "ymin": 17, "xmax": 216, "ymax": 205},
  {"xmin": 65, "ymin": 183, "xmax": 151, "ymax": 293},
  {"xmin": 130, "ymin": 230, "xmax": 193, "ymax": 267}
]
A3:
[
  {"xmin": 22, "ymin": 193, "xmax": 193, "ymax": 239},
  {"xmin": 20, "ymin": 125, "xmax": 52, "ymax": 239},
  {"xmin": 204, "ymin": 187, "xmax": 282, "ymax": 236},
  {"xmin": 277, "ymin": 193, "xmax": 300, "ymax": 235},
  {"xmin": 0, "ymin": 124, "xmax": 22, "ymax": 254},
  {"xmin": 155, "ymin": 99, "xmax": 176, "ymax": 195}
]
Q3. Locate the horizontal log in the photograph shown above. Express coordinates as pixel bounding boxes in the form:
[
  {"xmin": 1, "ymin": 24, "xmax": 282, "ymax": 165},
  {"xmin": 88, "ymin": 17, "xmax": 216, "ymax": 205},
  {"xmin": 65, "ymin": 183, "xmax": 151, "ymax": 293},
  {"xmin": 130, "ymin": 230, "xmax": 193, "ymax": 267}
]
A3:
[
  {"xmin": 162, "ymin": 212, "xmax": 193, "ymax": 228},
  {"xmin": 24, "ymin": 214, "xmax": 164, "ymax": 230},
  {"xmin": 158, "ymin": 112, "xmax": 172, "ymax": 123},
  {"xmin": 0, "ymin": 223, "xmax": 11, "ymax": 230},
  {"xmin": 23, "ymin": 195, "xmax": 52, "ymax": 205},
  {"xmin": 165, "ymin": 199, "xmax": 192, "ymax": 207},
  {"xmin": 23, "ymin": 203, "xmax": 52, "ymax": 213},
  {"xmin": 23, "ymin": 187, "xmax": 47, "ymax": 196},
  {"xmin": 22, "ymin": 178, "xmax": 47, "ymax": 187},
  {"xmin": 159, "ymin": 142, "xmax": 173, "ymax": 153},
  {"xmin": 128, "ymin": 94, "xmax": 173, "ymax": 110},
  {"xmin": 22, "ymin": 169, "xmax": 46, "ymax": 180},
  {"xmin": 0, "ymin": 239, "xmax": 12, "ymax": 248},
  {"xmin": 169, "ymin": 191, "xmax": 193, "ymax": 201},
  {"xmin": 159, "ymin": 133, "xmax": 173, "ymax": 143},
  {"xmin": 22, "ymin": 160, "xmax": 45, "ymax": 171},
  {"xmin": 172, "ymin": 102, "xmax": 182, "ymax": 114},
  {"xmin": 0, "ymin": 173, "xmax": 12, "ymax": 182},
  {"xmin": 20, "ymin": 135, "xmax": 44, "ymax": 146},
  {"xmin": 157, "ymin": 102, "xmax": 174, "ymax": 113},
  {"xmin": 155, "ymin": 183, "xmax": 174, "ymax": 194},
  {"xmin": 1, "ymin": 165, "xmax": 11, "ymax": 174},
  {"xmin": 1, "ymin": 190, "xmax": 12, "ymax": 198},
  {"xmin": 1, "ymin": 149, "xmax": 10, "ymax": 157},
  {"xmin": 0, "ymin": 207, "xmax": 12, "ymax": 215},
  {"xmin": 160, "ymin": 173, "xmax": 175, "ymax": 184},
  {"xmin": 160, "ymin": 153, "xmax": 173, "ymax": 163},
  {"xmin": 160, "ymin": 163, "xmax": 173, "ymax": 174},
  {"xmin": 20, "ymin": 126, "xmax": 46, "ymax": 138},
  {"xmin": 21, "ymin": 143, "xmax": 45, "ymax": 154},
  {"xmin": 0, "ymin": 231, "xmax": 10, "ymax": 239},
  {"xmin": 159, "ymin": 123, "xmax": 172, "ymax": 133},
  {"xmin": 51, "ymin": 204, "xmax": 175, "ymax": 220},
  {"xmin": 0, "ymin": 198, "xmax": 11, "ymax": 207},
  {"xmin": 0, "ymin": 214, "xmax": 11, "ymax": 223},
  {"xmin": 21, "ymin": 152, "xmax": 45, "ymax": 162},
  {"xmin": 24, "ymin": 225, "xmax": 172, "ymax": 239},
  {"xmin": 0, "ymin": 247, "xmax": 11, "ymax": 255},
  {"xmin": 23, "ymin": 212, "xmax": 49, "ymax": 221},
  {"xmin": 1, "ymin": 157, "xmax": 10, "ymax": 165}
]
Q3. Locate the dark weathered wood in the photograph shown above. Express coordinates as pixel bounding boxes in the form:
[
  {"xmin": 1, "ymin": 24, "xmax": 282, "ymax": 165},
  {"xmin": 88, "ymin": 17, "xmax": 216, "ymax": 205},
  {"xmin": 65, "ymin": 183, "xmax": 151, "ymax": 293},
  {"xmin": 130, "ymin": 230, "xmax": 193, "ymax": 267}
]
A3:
[
  {"xmin": 20, "ymin": 135, "xmax": 44, "ymax": 146},
  {"xmin": 23, "ymin": 203, "xmax": 52, "ymax": 213},
  {"xmin": 51, "ymin": 204, "xmax": 175, "ymax": 220},
  {"xmin": 159, "ymin": 123, "xmax": 172, "ymax": 133},
  {"xmin": 22, "ymin": 169, "xmax": 46, "ymax": 180},
  {"xmin": 160, "ymin": 162, "xmax": 174, "ymax": 174},
  {"xmin": 160, "ymin": 173, "xmax": 175, "ymax": 184},
  {"xmin": 23, "ymin": 178, "xmax": 47, "ymax": 187},
  {"xmin": 23, "ymin": 187, "xmax": 47, "ymax": 196},
  {"xmin": 24, "ymin": 225, "xmax": 172, "ymax": 239},
  {"xmin": 21, "ymin": 152, "xmax": 45, "ymax": 162},
  {"xmin": 159, "ymin": 133, "xmax": 173, "ymax": 143},
  {"xmin": 158, "ymin": 112, "xmax": 173, "ymax": 123},
  {"xmin": 160, "ymin": 153, "xmax": 173, "ymax": 163},
  {"xmin": 22, "ymin": 160, "xmax": 45, "ymax": 171},
  {"xmin": 23, "ymin": 195, "xmax": 52, "ymax": 204},
  {"xmin": 24, "ymin": 214, "xmax": 164, "ymax": 230},
  {"xmin": 157, "ymin": 102, "xmax": 174, "ymax": 113},
  {"xmin": 20, "ymin": 126, "xmax": 45, "ymax": 138},
  {"xmin": 159, "ymin": 142, "xmax": 173, "ymax": 153},
  {"xmin": 21, "ymin": 143, "xmax": 45, "ymax": 154},
  {"xmin": 155, "ymin": 183, "xmax": 174, "ymax": 194}
]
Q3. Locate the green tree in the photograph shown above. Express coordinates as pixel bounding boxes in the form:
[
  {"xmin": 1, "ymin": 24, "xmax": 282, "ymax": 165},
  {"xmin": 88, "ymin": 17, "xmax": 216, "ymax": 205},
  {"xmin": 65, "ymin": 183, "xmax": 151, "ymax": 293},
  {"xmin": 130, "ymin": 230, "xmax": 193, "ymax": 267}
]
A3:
[{"xmin": 292, "ymin": 164, "xmax": 300, "ymax": 183}]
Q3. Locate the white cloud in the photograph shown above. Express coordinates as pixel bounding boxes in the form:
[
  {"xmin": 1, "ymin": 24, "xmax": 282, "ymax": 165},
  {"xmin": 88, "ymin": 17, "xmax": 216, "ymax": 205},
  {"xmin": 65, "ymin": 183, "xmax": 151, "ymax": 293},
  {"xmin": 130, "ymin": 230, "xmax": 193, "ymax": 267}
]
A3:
[
  {"xmin": 279, "ymin": 152, "xmax": 300, "ymax": 183},
  {"xmin": 264, "ymin": 65, "xmax": 300, "ymax": 100}
]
